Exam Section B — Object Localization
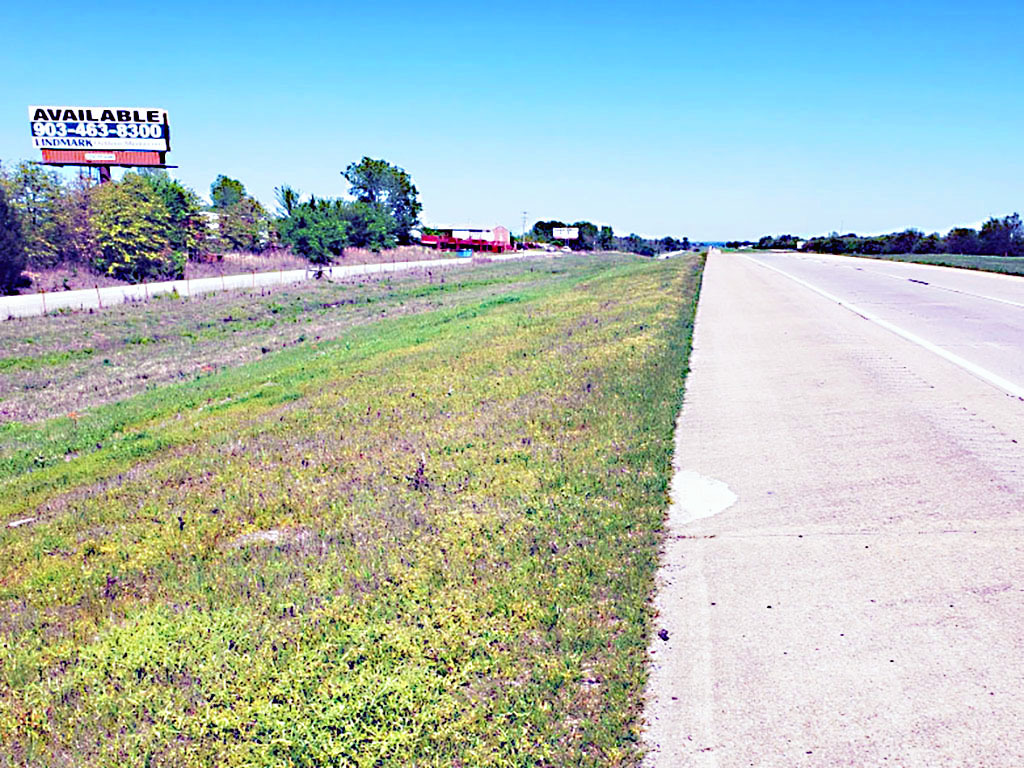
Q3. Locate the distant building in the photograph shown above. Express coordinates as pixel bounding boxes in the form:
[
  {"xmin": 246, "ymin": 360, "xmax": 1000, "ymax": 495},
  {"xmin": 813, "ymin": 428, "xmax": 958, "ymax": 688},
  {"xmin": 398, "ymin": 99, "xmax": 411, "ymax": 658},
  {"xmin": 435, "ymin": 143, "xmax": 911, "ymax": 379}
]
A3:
[{"xmin": 421, "ymin": 225, "xmax": 512, "ymax": 253}]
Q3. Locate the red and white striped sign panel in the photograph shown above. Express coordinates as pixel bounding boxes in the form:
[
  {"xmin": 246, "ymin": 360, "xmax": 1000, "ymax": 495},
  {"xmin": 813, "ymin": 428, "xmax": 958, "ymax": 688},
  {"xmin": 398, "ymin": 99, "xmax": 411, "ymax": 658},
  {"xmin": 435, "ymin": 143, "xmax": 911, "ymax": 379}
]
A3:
[{"xmin": 40, "ymin": 149, "xmax": 164, "ymax": 166}]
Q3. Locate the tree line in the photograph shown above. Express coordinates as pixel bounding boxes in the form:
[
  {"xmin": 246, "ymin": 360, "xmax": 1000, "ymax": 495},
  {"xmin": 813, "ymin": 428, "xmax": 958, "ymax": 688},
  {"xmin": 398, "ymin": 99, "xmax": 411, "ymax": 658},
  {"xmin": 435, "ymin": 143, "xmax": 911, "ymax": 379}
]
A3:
[
  {"xmin": 0, "ymin": 153, "xmax": 696, "ymax": 295},
  {"xmin": 528, "ymin": 220, "xmax": 691, "ymax": 256},
  {"xmin": 0, "ymin": 156, "xmax": 422, "ymax": 293},
  {"xmin": 749, "ymin": 214, "xmax": 1023, "ymax": 257}
]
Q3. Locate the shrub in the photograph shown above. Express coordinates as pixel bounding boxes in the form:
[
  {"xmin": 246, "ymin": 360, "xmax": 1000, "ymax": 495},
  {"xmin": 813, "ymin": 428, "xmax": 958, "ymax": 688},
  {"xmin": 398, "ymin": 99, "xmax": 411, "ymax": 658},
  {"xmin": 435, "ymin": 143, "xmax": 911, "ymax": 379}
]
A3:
[
  {"xmin": 275, "ymin": 198, "xmax": 349, "ymax": 264},
  {"xmin": 90, "ymin": 175, "xmax": 184, "ymax": 282},
  {"xmin": 276, "ymin": 197, "xmax": 397, "ymax": 263}
]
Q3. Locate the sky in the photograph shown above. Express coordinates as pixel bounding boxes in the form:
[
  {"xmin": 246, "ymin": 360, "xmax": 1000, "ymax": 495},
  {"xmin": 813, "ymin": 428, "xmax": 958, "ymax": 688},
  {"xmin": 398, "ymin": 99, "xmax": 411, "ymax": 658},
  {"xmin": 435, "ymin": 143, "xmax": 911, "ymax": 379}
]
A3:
[{"xmin": 1, "ymin": 0, "xmax": 1022, "ymax": 240}]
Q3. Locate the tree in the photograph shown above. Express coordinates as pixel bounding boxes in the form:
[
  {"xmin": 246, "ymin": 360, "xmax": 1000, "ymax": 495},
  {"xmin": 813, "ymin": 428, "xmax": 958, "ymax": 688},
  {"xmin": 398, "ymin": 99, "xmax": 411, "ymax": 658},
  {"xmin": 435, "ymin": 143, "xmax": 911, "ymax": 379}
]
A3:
[
  {"xmin": 570, "ymin": 221, "xmax": 599, "ymax": 251},
  {"xmin": 803, "ymin": 234, "xmax": 852, "ymax": 254},
  {"xmin": 210, "ymin": 175, "xmax": 246, "ymax": 209},
  {"xmin": 50, "ymin": 175, "xmax": 96, "ymax": 266},
  {"xmin": 659, "ymin": 236, "xmax": 678, "ymax": 253},
  {"xmin": 912, "ymin": 232, "xmax": 944, "ymax": 254},
  {"xmin": 978, "ymin": 213, "xmax": 1022, "ymax": 256},
  {"xmin": 530, "ymin": 220, "xmax": 566, "ymax": 242},
  {"xmin": 0, "ymin": 183, "xmax": 28, "ymax": 294},
  {"xmin": 1, "ymin": 161, "xmax": 68, "ymax": 267},
  {"xmin": 208, "ymin": 175, "xmax": 268, "ymax": 254},
  {"xmin": 944, "ymin": 227, "xmax": 979, "ymax": 255},
  {"xmin": 90, "ymin": 174, "xmax": 183, "ymax": 282},
  {"xmin": 883, "ymin": 229, "xmax": 922, "ymax": 254},
  {"xmin": 623, "ymin": 233, "xmax": 655, "ymax": 256},
  {"xmin": 342, "ymin": 157, "xmax": 422, "ymax": 243},
  {"xmin": 859, "ymin": 237, "xmax": 886, "ymax": 255},
  {"xmin": 218, "ymin": 197, "xmax": 269, "ymax": 253},
  {"xmin": 597, "ymin": 225, "xmax": 614, "ymax": 250},
  {"xmin": 275, "ymin": 185, "xmax": 301, "ymax": 217},
  {"xmin": 338, "ymin": 201, "xmax": 397, "ymax": 251},
  {"xmin": 138, "ymin": 171, "xmax": 206, "ymax": 260}
]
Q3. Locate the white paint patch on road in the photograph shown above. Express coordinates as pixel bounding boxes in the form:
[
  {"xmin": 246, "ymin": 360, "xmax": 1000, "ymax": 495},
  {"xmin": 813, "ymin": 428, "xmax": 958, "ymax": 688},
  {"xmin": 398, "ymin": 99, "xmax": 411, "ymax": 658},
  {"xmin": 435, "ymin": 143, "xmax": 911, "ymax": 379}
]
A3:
[
  {"xmin": 744, "ymin": 254, "xmax": 1024, "ymax": 400},
  {"xmin": 671, "ymin": 471, "xmax": 737, "ymax": 524}
]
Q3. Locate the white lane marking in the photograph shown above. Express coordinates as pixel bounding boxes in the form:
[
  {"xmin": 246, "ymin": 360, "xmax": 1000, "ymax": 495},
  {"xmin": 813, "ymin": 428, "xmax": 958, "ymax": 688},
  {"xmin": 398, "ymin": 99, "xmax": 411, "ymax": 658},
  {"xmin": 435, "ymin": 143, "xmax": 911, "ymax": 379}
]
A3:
[
  {"xmin": 790, "ymin": 253, "xmax": 1024, "ymax": 310},
  {"xmin": 919, "ymin": 284, "xmax": 1024, "ymax": 309},
  {"xmin": 744, "ymin": 255, "xmax": 1024, "ymax": 400},
  {"xmin": 671, "ymin": 471, "xmax": 737, "ymax": 524}
]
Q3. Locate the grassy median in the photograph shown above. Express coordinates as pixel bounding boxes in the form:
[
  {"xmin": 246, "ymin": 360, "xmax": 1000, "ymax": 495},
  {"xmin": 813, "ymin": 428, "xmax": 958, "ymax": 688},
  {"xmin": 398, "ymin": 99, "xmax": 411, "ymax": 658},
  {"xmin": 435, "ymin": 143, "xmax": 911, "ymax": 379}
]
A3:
[{"xmin": 0, "ymin": 253, "xmax": 703, "ymax": 767}]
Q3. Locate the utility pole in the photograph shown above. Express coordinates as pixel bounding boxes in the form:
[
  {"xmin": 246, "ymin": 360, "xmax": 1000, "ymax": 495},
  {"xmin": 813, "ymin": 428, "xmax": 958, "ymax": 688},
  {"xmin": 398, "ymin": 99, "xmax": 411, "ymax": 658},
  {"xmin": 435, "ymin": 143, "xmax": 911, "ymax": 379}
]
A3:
[{"xmin": 521, "ymin": 211, "xmax": 528, "ymax": 251}]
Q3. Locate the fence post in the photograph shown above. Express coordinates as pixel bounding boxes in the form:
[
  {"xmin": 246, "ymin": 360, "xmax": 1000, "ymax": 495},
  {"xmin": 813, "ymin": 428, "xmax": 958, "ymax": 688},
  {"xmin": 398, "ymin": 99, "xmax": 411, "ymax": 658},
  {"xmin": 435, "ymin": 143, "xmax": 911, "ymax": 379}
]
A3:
[{"xmin": 95, "ymin": 285, "xmax": 102, "ymax": 309}]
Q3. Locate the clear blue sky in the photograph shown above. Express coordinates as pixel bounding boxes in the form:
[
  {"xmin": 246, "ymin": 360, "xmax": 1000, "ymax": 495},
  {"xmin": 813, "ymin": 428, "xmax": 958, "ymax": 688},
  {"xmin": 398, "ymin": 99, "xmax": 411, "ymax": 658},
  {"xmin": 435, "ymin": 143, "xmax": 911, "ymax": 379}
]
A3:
[{"xmin": 1, "ymin": 0, "xmax": 1021, "ymax": 240}]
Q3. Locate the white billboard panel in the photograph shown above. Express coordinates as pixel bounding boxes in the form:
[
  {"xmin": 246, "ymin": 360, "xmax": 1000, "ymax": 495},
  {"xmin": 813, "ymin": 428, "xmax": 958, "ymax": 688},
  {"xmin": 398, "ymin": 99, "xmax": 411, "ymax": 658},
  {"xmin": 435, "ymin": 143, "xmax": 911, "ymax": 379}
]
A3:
[
  {"xmin": 552, "ymin": 227, "xmax": 579, "ymax": 239},
  {"xmin": 28, "ymin": 105, "xmax": 170, "ymax": 152}
]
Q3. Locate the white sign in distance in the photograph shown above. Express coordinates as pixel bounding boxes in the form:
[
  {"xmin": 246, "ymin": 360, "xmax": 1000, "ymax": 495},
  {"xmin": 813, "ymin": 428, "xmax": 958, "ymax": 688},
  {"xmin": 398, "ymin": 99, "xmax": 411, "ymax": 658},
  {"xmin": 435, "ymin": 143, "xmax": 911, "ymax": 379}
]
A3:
[
  {"xmin": 28, "ymin": 105, "xmax": 170, "ymax": 152},
  {"xmin": 552, "ymin": 227, "xmax": 579, "ymax": 240}
]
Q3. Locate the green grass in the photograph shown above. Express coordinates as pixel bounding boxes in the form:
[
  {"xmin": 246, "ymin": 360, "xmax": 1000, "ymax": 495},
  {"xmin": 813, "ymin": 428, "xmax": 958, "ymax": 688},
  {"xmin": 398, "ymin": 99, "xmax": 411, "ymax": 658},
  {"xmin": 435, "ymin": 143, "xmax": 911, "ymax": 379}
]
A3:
[
  {"xmin": 0, "ymin": 348, "xmax": 96, "ymax": 373},
  {"xmin": 0, "ymin": 263, "xmax": 583, "ymax": 424},
  {"xmin": 0, "ymin": 254, "xmax": 703, "ymax": 767}
]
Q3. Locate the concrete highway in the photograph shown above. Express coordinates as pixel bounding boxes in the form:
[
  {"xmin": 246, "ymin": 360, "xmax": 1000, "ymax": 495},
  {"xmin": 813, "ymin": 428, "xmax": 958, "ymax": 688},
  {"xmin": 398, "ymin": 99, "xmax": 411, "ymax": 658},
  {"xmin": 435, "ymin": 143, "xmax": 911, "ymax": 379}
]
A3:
[{"xmin": 644, "ymin": 251, "xmax": 1024, "ymax": 766}]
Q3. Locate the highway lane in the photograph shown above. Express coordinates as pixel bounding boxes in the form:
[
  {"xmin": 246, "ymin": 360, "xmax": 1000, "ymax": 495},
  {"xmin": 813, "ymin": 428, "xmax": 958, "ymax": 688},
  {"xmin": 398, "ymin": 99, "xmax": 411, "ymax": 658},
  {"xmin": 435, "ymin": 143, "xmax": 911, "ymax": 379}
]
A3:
[
  {"xmin": 744, "ymin": 251, "xmax": 1024, "ymax": 395},
  {"xmin": 643, "ymin": 251, "xmax": 1024, "ymax": 766}
]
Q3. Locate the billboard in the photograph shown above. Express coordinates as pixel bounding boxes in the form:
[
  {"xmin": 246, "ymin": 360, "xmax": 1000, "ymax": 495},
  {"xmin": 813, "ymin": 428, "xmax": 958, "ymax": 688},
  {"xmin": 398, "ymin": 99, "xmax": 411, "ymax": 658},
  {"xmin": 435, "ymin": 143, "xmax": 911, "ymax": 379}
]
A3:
[
  {"xmin": 29, "ymin": 105, "xmax": 170, "ymax": 152},
  {"xmin": 552, "ymin": 227, "xmax": 579, "ymax": 240},
  {"xmin": 38, "ymin": 149, "xmax": 164, "ymax": 167}
]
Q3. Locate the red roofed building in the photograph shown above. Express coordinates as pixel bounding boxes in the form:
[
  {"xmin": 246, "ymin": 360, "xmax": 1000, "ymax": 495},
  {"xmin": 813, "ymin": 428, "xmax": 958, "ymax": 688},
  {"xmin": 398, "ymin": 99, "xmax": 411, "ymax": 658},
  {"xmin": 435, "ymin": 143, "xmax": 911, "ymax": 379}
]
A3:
[{"xmin": 421, "ymin": 225, "xmax": 512, "ymax": 253}]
